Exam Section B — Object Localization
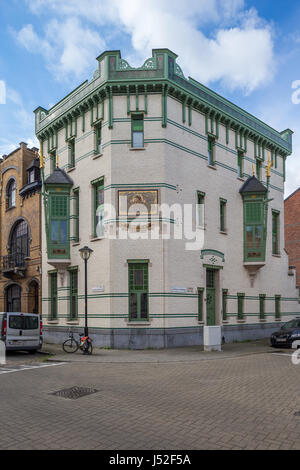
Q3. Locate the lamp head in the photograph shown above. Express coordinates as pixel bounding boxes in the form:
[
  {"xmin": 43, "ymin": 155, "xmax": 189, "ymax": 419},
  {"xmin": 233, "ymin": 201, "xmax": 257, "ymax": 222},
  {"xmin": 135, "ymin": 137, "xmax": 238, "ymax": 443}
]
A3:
[{"xmin": 79, "ymin": 246, "xmax": 93, "ymax": 261}]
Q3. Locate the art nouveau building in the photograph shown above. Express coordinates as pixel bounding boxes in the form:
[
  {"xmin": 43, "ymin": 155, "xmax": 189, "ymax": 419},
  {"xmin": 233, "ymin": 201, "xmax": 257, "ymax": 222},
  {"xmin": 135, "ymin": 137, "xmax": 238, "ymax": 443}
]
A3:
[
  {"xmin": 35, "ymin": 49, "xmax": 299, "ymax": 348},
  {"xmin": 0, "ymin": 143, "xmax": 42, "ymax": 314}
]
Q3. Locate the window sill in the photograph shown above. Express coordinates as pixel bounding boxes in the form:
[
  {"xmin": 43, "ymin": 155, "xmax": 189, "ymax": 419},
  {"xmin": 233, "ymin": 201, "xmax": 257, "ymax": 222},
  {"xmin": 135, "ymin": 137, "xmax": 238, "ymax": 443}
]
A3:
[
  {"xmin": 126, "ymin": 321, "xmax": 151, "ymax": 326},
  {"xmin": 198, "ymin": 321, "xmax": 204, "ymax": 325},
  {"xmin": 90, "ymin": 236, "xmax": 105, "ymax": 242},
  {"xmin": 237, "ymin": 177, "xmax": 245, "ymax": 182},
  {"xmin": 67, "ymin": 167, "xmax": 76, "ymax": 173},
  {"xmin": 222, "ymin": 320, "xmax": 229, "ymax": 324},
  {"xmin": 220, "ymin": 230, "xmax": 227, "ymax": 235},
  {"xmin": 129, "ymin": 147, "xmax": 146, "ymax": 151},
  {"xmin": 92, "ymin": 153, "xmax": 103, "ymax": 160},
  {"xmin": 272, "ymin": 253, "xmax": 281, "ymax": 258},
  {"xmin": 47, "ymin": 320, "xmax": 59, "ymax": 325},
  {"xmin": 6, "ymin": 206, "xmax": 16, "ymax": 212},
  {"xmin": 259, "ymin": 319, "xmax": 267, "ymax": 322},
  {"xmin": 275, "ymin": 318, "xmax": 282, "ymax": 321},
  {"xmin": 237, "ymin": 320, "xmax": 246, "ymax": 323},
  {"xmin": 207, "ymin": 164, "xmax": 217, "ymax": 170},
  {"xmin": 72, "ymin": 241, "xmax": 80, "ymax": 247},
  {"xmin": 66, "ymin": 321, "xmax": 79, "ymax": 325}
]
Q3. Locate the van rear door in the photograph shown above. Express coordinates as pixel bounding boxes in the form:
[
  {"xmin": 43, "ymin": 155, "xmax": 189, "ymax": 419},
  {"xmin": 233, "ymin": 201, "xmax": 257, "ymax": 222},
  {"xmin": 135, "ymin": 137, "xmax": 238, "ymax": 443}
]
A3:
[
  {"xmin": 6, "ymin": 313, "xmax": 24, "ymax": 348},
  {"xmin": 6, "ymin": 313, "xmax": 40, "ymax": 349},
  {"xmin": 22, "ymin": 314, "xmax": 40, "ymax": 348}
]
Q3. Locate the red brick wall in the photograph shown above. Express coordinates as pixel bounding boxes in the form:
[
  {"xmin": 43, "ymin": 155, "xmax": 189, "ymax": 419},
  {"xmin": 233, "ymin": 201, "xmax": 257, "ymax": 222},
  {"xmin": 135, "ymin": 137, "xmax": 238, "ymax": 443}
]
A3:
[{"xmin": 285, "ymin": 188, "xmax": 300, "ymax": 287}]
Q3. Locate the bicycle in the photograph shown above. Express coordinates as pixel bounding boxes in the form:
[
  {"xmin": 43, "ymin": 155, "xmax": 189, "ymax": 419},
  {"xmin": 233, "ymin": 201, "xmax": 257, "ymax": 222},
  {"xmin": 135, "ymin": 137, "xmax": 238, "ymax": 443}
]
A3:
[{"xmin": 62, "ymin": 330, "xmax": 93, "ymax": 355}]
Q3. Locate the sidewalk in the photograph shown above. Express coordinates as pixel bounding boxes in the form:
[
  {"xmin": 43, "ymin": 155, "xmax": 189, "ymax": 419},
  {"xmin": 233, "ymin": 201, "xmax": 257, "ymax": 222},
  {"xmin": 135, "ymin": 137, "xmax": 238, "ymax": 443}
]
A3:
[{"xmin": 44, "ymin": 338, "xmax": 278, "ymax": 363}]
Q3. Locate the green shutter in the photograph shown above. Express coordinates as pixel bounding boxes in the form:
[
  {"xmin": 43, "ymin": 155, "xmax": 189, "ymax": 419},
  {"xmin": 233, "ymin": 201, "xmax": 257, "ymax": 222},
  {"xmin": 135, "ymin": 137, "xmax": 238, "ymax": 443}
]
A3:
[
  {"xmin": 222, "ymin": 289, "xmax": 228, "ymax": 321},
  {"xmin": 259, "ymin": 294, "xmax": 266, "ymax": 320},
  {"xmin": 237, "ymin": 293, "xmax": 244, "ymax": 320},
  {"xmin": 69, "ymin": 269, "xmax": 78, "ymax": 320},
  {"xmin": 275, "ymin": 295, "xmax": 281, "ymax": 319},
  {"xmin": 49, "ymin": 272, "xmax": 57, "ymax": 320},
  {"xmin": 198, "ymin": 288, "xmax": 204, "ymax": 321}
]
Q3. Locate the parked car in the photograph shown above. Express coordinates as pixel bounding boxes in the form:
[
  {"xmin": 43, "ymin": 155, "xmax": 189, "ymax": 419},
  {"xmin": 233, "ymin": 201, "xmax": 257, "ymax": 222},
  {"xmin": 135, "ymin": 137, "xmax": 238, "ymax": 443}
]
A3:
[
  {"xmin": 270, "ymin": 318, "xmax": 300, "ymax": 348},
  {"xmin": 0, "ymin": 312, "xmax": 43, "ymax": 353}
]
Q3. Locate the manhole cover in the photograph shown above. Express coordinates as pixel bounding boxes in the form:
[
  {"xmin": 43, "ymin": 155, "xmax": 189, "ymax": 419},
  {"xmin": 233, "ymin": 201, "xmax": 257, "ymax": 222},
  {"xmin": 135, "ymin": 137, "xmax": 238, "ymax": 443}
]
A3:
[
  {"xmin": 294, "ymin": 411, "xmax": 300, "ymax": 416},
  {"xmin": 51, "ymin": 386, "xmax": 99, "ymax": 399}
]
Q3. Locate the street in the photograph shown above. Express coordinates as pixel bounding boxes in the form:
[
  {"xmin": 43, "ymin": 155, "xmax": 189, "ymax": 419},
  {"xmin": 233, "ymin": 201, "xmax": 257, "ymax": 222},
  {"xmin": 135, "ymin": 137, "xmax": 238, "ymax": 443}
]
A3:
[{"xmin": 0, "ymin": 346, "xmax": 300, "ymax": 450}]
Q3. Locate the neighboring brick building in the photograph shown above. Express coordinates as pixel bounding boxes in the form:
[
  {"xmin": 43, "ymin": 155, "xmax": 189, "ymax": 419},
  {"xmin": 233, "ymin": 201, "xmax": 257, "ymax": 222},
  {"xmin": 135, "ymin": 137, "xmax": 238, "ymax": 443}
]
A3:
[
  {"xmin": 0, "ymin": 142, "xmax": 42, "ymax": 313},
  {"xmin": 285, "ymin": 187, "xmax": 300, "ymax": 287}
]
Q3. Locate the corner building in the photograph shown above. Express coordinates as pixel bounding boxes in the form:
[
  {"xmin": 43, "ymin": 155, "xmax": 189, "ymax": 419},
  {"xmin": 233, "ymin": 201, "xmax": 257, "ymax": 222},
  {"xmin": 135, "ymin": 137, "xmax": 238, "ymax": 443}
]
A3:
[{"xmin": 35, "ymin": 49, "xmax": 299, "ymax": 348}]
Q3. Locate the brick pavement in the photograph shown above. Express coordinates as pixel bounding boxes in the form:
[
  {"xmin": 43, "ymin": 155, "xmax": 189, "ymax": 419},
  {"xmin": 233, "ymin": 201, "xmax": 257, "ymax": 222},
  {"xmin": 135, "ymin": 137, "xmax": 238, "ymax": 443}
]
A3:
[{"xmin": 0, "ymin": 352, "xmax": 299, "ymax": 450}]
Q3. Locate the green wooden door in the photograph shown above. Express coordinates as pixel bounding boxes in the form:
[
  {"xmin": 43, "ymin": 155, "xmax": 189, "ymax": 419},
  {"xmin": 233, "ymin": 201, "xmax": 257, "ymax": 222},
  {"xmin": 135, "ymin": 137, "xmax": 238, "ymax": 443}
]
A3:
[
  {"xmin": 206, "ymin": 269, "xmax": 216, "ymax": 326},
  {"xmin": 129, "ymin": 263, "xmax": 148, "ymax": 321}
]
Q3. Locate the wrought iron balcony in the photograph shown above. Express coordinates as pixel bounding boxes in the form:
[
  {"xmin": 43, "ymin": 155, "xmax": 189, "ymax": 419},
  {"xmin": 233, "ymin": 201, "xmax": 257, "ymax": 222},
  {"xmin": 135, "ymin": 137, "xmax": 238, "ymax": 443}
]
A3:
[{"xmin": 2, "ymin": 254, "xmax": 27, "ymax": 278}]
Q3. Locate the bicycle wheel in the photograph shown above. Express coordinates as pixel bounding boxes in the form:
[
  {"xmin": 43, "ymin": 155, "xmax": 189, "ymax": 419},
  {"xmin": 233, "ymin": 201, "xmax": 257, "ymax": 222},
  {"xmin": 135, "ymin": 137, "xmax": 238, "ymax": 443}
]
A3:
[{"xmin": 62, "ymin": 338, "xmax": 79, "ymax": 353}]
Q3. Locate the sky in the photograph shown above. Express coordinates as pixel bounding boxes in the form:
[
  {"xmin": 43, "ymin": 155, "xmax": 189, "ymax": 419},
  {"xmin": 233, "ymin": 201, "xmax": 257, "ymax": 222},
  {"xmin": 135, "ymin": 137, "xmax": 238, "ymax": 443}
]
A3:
[{"xmin": 0, "ymin": 0, "xmax": 300, "ymax": 196}]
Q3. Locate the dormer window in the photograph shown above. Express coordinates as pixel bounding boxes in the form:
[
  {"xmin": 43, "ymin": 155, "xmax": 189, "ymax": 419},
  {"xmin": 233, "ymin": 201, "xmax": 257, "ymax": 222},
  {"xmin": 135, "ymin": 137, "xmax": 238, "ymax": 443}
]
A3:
[{"xmin": 6, "ymin": 179, "xmax": 16, "ymax": 209}]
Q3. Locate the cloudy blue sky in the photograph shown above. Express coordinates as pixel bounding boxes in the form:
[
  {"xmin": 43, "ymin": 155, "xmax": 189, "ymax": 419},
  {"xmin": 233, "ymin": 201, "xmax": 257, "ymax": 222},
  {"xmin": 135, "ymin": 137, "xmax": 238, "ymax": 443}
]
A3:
[{"xmin": 0, "ymin": 0, "xmax": 300, "ymax": 196}]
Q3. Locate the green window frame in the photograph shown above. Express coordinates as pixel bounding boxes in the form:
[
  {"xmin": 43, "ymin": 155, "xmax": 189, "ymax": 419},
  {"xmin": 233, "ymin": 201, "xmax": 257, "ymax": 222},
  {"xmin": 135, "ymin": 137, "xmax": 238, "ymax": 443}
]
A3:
[
  {"xmin": 198, "ymin": 288, "xmax": 204, "ymax": 322},
  {"xmin": 220, "ymin": 199, "xmax": 226, "ymax": 232},
  {"xmin": 197, "ymin": 191, "xmax": 205, "ymax": 227},
  {"xmin": 69, "ymin": 268, "xmax": 78, "ymax": 320},
  {"xmin": 92, "ymin": 178, "xmax": 104, "ymax": 238},
  {"xmin": 131, "ymin": 114, "xmax": 144, "ymax": 148},
  {"xmin": 128, "ymin": 262, "xmax": 149, "ymax": 321},
  {"xmin": 243, "ymin": 199, "xmax": 265, "ymax": 261},
  {"xmin": 50, "ymin": 194, "xmax": 69, "ymax": 249},
  {"xmin": 259, "ymin": 294, "xmax": 266, "ymax": 320},
  {"xmin": 275, "ymin": 295, "xmax": 281, "ymax": 319},
  {"xmin": 49, "ymin": 272, "xmax": 58, "ymax": 320},
  {"xmin": 272, "ymin": 210, "xmax": 280, "ymax": 255},
  {"xmin": 207, "ymin": 138, "xmax": 215, "ymax": 166},
  {"xmin": 237, "ymin": 151, "xmax": 243, "ymax": 178},
  {"xmin": 222, "ymin": 289, "xmax": 228, "ymax": 321},
  {"xmin": 72, "ymin": 188, "xmax": 79, "ymax": 243},
  {"xmin": 95, "ymin": 123, "xmax": 102, "ymax": 154},
  {"xmin": 237, "ymin": 293, "xmax": 245, "ymax": 320},
  {"xmin": 68, "ymin": 139, "xmax": 75, "ymax": 168}
]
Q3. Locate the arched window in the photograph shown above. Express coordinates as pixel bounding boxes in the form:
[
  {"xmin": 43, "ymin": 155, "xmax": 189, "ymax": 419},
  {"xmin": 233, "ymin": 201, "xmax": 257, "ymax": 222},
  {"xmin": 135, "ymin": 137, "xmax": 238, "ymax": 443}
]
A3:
[
  {"xmin": 6, "ymin": 179, "xmax": 16, "ymax": 209},
  {"xmin": 10, "ymin": 220, "xmax": 29, "ymax": 266},
  {"xmin": 6, "ymin": 284, "xmax": 21, "ymax": 312}
]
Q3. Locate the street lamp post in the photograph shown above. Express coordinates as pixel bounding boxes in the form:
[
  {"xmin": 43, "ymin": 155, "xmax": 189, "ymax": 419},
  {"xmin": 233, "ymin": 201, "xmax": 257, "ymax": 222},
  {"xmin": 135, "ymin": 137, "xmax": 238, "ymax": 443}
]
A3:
[{"xmin": 79, "ymin": 246, "xmax": 93, "ymax": 337}]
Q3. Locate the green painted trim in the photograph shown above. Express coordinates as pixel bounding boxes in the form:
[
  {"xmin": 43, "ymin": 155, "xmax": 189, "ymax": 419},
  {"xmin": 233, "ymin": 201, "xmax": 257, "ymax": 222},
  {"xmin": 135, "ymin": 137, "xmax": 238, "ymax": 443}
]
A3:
[{"xmin": 200, "ymin": 249, "xmax": 225, "ymax": 262}]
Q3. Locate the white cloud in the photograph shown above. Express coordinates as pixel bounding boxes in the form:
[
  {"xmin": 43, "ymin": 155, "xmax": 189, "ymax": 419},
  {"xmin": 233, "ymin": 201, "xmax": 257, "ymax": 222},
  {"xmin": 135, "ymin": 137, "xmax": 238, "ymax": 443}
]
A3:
[
  {"xmin": 15, "ymin": 17, "xmax": 105, "ymax": 81},
  {"xmin": 21, "ymin": 0, "xmax": 274, "ymax": 92}
]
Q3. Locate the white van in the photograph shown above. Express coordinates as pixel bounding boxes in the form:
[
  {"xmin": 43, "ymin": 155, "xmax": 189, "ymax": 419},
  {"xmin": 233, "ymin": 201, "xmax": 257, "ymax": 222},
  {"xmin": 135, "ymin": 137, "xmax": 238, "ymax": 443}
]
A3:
[{"xmin": 0, "ymin": 312, "xmax": 43, "ymax": 352}]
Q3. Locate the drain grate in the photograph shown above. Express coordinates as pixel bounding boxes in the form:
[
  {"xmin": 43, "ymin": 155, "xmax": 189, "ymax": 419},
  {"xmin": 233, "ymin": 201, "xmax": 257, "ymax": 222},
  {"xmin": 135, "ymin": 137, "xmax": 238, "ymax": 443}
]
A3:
[{"xmin": 51, "ymin": 386, "xmax": 99, "ymax": 400}]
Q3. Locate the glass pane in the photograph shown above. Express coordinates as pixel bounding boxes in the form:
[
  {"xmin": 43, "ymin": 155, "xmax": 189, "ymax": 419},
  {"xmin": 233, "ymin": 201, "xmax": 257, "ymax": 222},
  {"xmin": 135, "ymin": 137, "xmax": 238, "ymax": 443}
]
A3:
[
  {"xmin": 9, "ymin": 316, "xmax": 23, "ymax": 329},
  {"xmin": 140, "ymin": 293, "xmax": 148, "ymax": 319},
  {"xmin": 134, "ymin": 269, "xmax": 144, "ymax": 287},
  {"xmin": 96, "ymin": 206, "xmax": 104, "ymax": 237},
  {"xmin": 25, "ymin": 316, "xmax": 39, "ymax": 330},
  {"xmin": 129, "ymin": 293, "xmax": 138, "ymax": 319},
  {"xmin": 97, "ymin": 188, "xmax": 104, "ymax": 206},
  {"xmin": 60, "ymin": 220, "xmax": 68, "ymax": 244},
  {"xmin": 246, "ymin": 226, "xmax": 253, "ymax": 248},
  {"xmin": 132, "ymin": 131, "xmax": 143, "ymax": 148},
  {"xmin": 255, "ymin": 225, "xmax": 262, "ymax": 248},
  {"xmin": 206, "ymin": 269, "xmax": 215, "ymax": 288},
  {"xmin": 51, "ymin": 221, "xmax": 59, "ymax": 243}
]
